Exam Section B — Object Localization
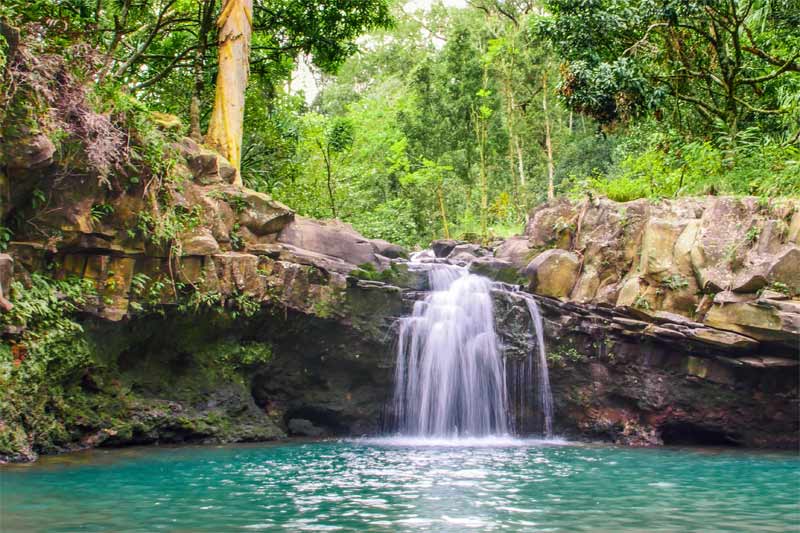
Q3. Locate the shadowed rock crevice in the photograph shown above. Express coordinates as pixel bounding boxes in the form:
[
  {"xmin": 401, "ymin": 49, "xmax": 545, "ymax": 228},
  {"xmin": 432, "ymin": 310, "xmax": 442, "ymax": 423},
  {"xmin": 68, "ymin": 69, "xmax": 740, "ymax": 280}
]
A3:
[{"xmin": 660, "ymin": 422, "xmax": 741, "ymax": 447}]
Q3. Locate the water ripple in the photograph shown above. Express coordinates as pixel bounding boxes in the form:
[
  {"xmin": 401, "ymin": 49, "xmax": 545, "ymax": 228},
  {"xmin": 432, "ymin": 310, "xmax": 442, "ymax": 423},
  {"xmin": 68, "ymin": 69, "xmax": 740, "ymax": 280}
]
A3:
[{"xmin": 1, "ymin": 441, "xmax": 798, "ymax": 532}]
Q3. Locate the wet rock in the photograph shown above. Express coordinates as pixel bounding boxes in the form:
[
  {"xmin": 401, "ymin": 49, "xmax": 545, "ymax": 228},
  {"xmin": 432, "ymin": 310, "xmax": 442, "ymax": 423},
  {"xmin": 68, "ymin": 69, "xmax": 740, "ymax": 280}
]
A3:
[
  {"xmin": 431, "ymin": 239, "xmax": 460, "ymax": 258},
  {"xmin": 524, "ymin": 249, "xmax": 580, "ymax": 299},
  {"xmin": 371, "ymin": 239, "xmax": 407, "ymax": 259},
  {"xmin": 447, "ymin": 243, "xmax": 489, "ymax": 264},
  {"xmin": 469, "ymin": 257, "xmax": 523, "ymax": 284}
]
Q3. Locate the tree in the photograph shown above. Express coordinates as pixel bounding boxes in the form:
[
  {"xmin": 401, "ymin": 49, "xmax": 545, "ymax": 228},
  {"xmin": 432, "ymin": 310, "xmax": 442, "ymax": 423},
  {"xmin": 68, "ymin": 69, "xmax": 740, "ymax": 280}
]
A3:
[
  {"xmin": 206, "ymin": 0, "xmax": 253, "ymax": 184},
  {"xmin": 314, "ymin": 117, "xmax": 354, "ymax": 218},
  {"xmin": 205, "ymin": 0, "xmax": 393, "ymax": 182},
  {"xmin": 539, "ymin": 0, "xmax": 800, "ymax": 144},
  {"xmin": 401, "ymin": 159, "xmax": 455, "ymax": 239}
]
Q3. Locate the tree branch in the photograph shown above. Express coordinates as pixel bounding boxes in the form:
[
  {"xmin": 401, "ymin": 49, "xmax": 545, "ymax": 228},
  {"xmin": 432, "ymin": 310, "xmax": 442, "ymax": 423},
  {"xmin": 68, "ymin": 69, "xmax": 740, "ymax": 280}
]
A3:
[
  {"xmin": 114, "ymin": 0, "xmax": 180, "ymax": 79},
  {"xmin": 132, "ymin": 45, "xmax": 199, "ymax": 90},
  {"xmin": 742, "ymin": 46, "xmax": 800, "ymax": 72}
]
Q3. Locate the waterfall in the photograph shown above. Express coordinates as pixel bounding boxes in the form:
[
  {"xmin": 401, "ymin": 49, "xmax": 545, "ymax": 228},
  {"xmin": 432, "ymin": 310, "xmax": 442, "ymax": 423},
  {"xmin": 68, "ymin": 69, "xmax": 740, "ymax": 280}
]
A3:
[
  {"xmin": 509, "ymin": 295, "xmax": 554, "ymax": 437},
  {"xmin": 391, "ymin": 256, "xmax": 554, "ymax": 438},
  {"xmin": 392, "ymin": 263, "xmax": 509, "ymax": 436}
]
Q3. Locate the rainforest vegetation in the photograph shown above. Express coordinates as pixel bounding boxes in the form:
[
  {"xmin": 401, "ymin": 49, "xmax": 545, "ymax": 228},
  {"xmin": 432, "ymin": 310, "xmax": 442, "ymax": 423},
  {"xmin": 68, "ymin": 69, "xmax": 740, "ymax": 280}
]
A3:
[{"xmin": 1, "ymin": 0, "xmax": 798, "ymax": 248}]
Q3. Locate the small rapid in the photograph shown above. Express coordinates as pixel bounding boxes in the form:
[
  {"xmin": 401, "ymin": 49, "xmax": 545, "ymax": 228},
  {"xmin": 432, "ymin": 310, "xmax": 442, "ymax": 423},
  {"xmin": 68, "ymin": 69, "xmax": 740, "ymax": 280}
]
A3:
[{"xmin": 390, "ymin": 252, "xmax": 555, "ymax": 439}]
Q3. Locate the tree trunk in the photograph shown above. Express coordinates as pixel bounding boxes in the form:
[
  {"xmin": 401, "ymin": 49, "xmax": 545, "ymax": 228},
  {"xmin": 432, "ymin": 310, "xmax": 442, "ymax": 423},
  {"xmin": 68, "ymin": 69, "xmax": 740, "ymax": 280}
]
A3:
[
  {"xmin": 503, "ymin": 76, "xmax": 518, "ymax": 205},
  {"xmin": 476, "ymin": 117, "xmax": 488, "ymax": 241},
  {"xmin": 437, "ymin": 183, "xmax": 450, "ymax": 239},
  {"xmin": 320, "ymin": 144, "xmax": 337, "ymax": 218},
  {"xmin": 514, "ymin": 134, "xmax": 527, "ymax": 218},
  {"xmin": 206, "ymin": 0, "xmax": 253, "ymax": 185},
  {"xmin": 190, "ymin": 0, "xmax": 215, "ymax": 141},
  {"xmin": 542, "ymin": 72, "xmax": 555, "ymax": 201}
]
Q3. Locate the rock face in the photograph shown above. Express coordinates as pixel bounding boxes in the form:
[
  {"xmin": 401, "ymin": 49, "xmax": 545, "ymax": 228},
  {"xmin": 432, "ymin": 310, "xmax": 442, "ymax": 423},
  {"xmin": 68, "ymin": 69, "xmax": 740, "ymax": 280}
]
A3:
[
  {"xmin": 0, "ymin": 129, "xmax": 404, "ymax": 462},
  {"xmin": 1, "ymin": 118, "xmax": 797, "ymax": 460},
  {"xmin": 495, "ymin": 292, "xmax": 798, "ymax": 447},
  {"xmin": 496, "ymin": 197, "xmax": 800, "ymax": 350},
  {"xmin": 485, "ymin": 196, "xmax": 799, "ymax": 448}
]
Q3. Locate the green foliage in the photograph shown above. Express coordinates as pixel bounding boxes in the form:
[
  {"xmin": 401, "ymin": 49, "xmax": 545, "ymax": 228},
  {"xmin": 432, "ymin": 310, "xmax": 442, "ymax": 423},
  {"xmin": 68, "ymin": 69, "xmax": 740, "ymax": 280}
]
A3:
[
  {"xmin": 134, "ymin": 205, "xmax": 202, "ymax": 251},
  {"xmin": 633, "ymin": 294, "xmax": 651, "ymax": 311},
  {"xmin": 349, "ymin": 262, "xmax": 402, "ymax": 283},
  {"xmin": 0, "ymin": 226, "xmax": 12, "ymax": 251},
  {"xmin": 226, "ymin": 291, "xmax": 261, "ymax": 319},
  {"xmin": 762, "ymin": 281, "xmax": 791, "ymax": 296},
  {"xmin": 348, "ymin": 199, "xmax": 422, "ymax": 247},
  {"xmin": 219, "ymin": 341, "xmax": 273, "ymax": 370},
  {"xmin": 230, "ymin": 223, "xmax": 245, "ymax": 251},
  {"xmin": 179, "ymin": 289, "xmax": 222, "ymax": 315},
  {"xmin": 547, "ymin": 344, "xmax": 585, "ymax": 367},
  {"xmin": 0, "ymin": 273, "xmax": 98, "ymax": 454},
  {"xmin": 268, "ymin": 3, "xmax": 566, "ymax": 245},
  {"xmin": 662, "ymin": 274, "xmax": 689, "ymax": 291},
  {"xmin": 565, "ymin": 122, "xmax": 800, "ymax": 201},
  {"xmin": 90, "ymin": 203, "xmax": 114, "ymax": 224},
  {"xmin": 539, "ymin": 0, "xmax": 800, "ymax": 138}
]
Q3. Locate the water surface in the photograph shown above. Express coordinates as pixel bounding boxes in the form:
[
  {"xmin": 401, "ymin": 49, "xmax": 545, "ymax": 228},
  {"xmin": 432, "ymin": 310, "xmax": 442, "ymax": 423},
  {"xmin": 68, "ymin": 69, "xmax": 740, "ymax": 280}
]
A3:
[{"xmin": 2, "ymin": 439, "xmax": 798, "ymax": 532}]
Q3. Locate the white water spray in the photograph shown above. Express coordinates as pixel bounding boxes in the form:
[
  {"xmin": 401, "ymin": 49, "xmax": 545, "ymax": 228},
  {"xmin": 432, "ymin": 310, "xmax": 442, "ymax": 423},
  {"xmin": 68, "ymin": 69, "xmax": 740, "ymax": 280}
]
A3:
[
  {"xmin": 515, "ymin": 296, "xmax": 554, "ymax": 437},
  {"xmin": 391, "ymin": 255, "xmax": 554, "ymax": 438}
]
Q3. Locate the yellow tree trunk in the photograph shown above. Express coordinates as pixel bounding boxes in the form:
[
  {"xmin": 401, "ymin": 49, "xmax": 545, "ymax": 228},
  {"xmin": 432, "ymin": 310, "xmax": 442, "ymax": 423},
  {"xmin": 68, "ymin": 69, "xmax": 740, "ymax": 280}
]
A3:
[{"xmin": 206, "ymin": 0, "xmax": 253, "ymax": 185}]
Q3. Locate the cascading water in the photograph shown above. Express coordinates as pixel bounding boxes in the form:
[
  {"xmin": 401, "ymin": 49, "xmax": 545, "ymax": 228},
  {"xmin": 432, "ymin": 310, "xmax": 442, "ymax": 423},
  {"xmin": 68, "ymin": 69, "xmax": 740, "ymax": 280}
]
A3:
[
  {"xmin": 392, "ymin": 262, "xmax": 509, "ymax": 436},
  {"xmin": 509, "ymin": 295, "xmax": 554, "ymax": 437},
  {"xmin": 391, "ymin": 253, "xmax": 554, "ymax": 438}
]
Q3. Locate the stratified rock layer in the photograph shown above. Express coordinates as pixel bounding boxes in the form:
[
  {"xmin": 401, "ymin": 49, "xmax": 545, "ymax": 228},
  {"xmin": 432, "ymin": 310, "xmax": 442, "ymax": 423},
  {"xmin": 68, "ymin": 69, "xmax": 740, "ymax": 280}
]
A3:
[
  {"xmin": 486, "ymin": 196, "xmax": 799, "ymax": 447},
  {"xmin": 2, "ymin": 125, "xmax": 797, "ymax": 459}
]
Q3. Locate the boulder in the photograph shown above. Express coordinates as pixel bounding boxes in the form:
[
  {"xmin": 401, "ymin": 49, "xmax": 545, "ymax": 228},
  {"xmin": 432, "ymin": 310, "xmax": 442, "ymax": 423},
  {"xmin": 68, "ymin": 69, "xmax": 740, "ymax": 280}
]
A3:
[
  {"xmin": 277, "ymin": 217, "xmax": 379, "ymax": 270},
  {"xmin": 524, "ymin": 249, "xmax": 581, "ymax": 299},
  {"xmin": 690, "ymin": 197, "xmax": 755, "ymax": 291},
  {"xmin": 178, "ymin": 138, "xmax": 237, "ymax": 184},
  {"xmin": 640, "ymin": 218, "xmax": 689, "ymax": 281},
  {"xmin": 447, "ymin": 243, "xmax": 489, "ymax": 264},
  {"xmin": 212, "ymin": 252, "xmax": 262, "ymax": 296},
  {"xmin": 5, "ymin": 133, "xmax": 55, "ymax": 170},
  {"xmin": 371, "ymin": 239, "xmax": 407, "ymax": 259},
  {"xmin": 704, "ymin": 300, "xmax": 800, "ymax": 344},
  {"xmin": 468, "ymin": 257, "xmax": 523, "ymax": 284},
  {"xmin": 788, "ymin": 210, "xmax": 800, "ymax": 245},
  {"xmin": 181, "ymin": 230, "xmax": 220, "ymax": 256},
  {"xmin": 767, "ymin": 247, "xmax": 800, "ymax": 294},
  {"xmin": 493, "ymin": 236, "xmax": 532, "ymax": 270},
  {"xmin": 236, "ymin": 189, "xmax": 294, "ymax": 236},
  {"xmin": 431, "ymin": 239, "xmax": 460, "ymax": 258},
  {"xmin": 525, "ymin": 200, "xmax": 576, "ymax": 249}
]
